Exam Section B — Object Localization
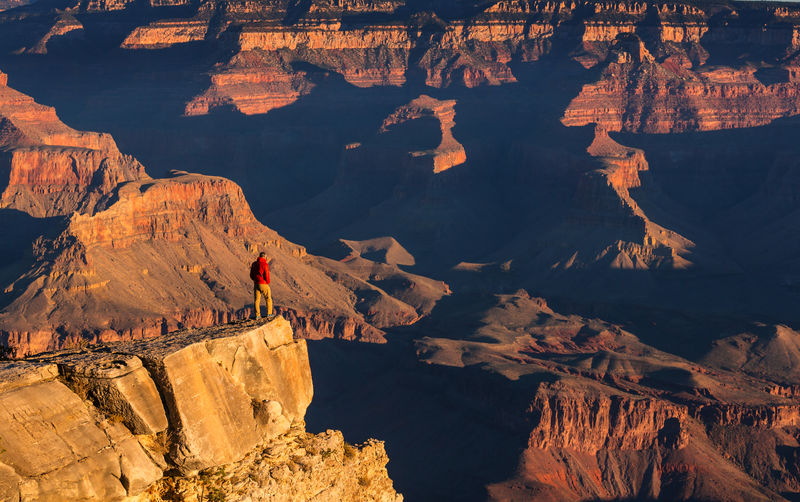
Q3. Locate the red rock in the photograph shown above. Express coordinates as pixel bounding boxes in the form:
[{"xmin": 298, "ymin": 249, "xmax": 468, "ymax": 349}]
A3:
[
  {"xmin": 380, "ymin": 94, "xmax": 466, "ymax": 173},
  {"xmin": 185, "ymin": 50, "xmax": 314, "ymax": 116},
  {"xmin": 121, "ymin": 20, "xmax": 209, "ymax": 49},
  {"xmin": 22, "ymin": 15, "xmax": 84, "ymax": 55},
  {"xmin": 0, "ymin": 73, "xmax": 450, "ymax": 357},
  {"xmin": 417, "ymin": 292, "xmax": 800, "ymax": 500},
  {"xmin": 563, "ymin": 34, "xmax": 800, "ymax": 133},
  {"xmin": 0, "ymin": 74, "xmax": 147, "ymax": 217}
]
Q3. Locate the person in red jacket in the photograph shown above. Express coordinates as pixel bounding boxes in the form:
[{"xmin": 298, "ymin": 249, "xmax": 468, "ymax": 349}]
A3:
[{"xmin": 250, "ymin": 252, "xmax": 273, "ymax": 319}]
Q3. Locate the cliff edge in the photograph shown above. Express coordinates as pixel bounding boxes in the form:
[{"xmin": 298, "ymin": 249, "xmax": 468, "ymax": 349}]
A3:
[{"xmin": 0, "ymin": 316, "xmax": 402, "ymax": 501}]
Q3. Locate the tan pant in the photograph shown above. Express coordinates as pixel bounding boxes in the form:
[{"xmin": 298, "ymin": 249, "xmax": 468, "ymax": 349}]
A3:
[{"xmin": 254, "ymin": 283, "xmax": 273, "ymax": 317}]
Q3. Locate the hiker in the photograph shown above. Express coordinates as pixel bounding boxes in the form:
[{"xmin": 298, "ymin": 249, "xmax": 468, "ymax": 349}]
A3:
[{"xmin": 250, "ymin": 252, "xmax": 273, "ymax": 319}]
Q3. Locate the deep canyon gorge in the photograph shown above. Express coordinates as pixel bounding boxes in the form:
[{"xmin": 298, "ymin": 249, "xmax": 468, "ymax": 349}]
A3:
[{"xmin": 2, "ymin": 0, "xmax": 800, "ymax": 499}]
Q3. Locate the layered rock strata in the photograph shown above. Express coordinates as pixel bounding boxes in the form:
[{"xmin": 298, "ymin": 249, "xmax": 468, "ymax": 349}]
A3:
[
  {"xmin": 416, "ymin": 291, "xmax": 800, "ymax": 500},
  {"xmin": 491, "ymin": 381, "xmax": 797, "ymax": 501},
  {"xmin": 184, "ymin": 49, "xmax": 315, "ymax": 116},
  {"xmin": 0, "ymin": 71, "xmax": 449, "ymax": 357},
  {"xmin": 0, "ymin": 70, "xmax": 147, "ymax": 217},
  {"xmin": 565, "ymin": 126, "xmax": 693, "ymax": 270},
  {"xmin": 380, "ymin": 94, "xmax": 466, "ymax": 173},
  {"xmin": 21, "ymin": 15, "xmax": 84, "ymax": 55},
  {"xmin": 96, "ymin": 0, "xmax": 800, "ymax": 126},
  {"xmin": 563, "ymin": 33, "xmax": 800, "ymax": 133},
  {"xmin": 0, "ymin": 317, "xmax": 402, "ymax": 501},
  {"xmin": 503, "ymin": 126, "xmax": 702, "ymax": 275},
  {"xmin": 121, "ymin": 20, "xmax": 209, "ymax": 49}
]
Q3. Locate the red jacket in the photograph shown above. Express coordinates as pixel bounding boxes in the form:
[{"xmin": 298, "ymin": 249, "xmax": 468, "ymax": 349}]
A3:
[{"xmin": 250, "ymin": 257, "xmax": 270, "ymax": 285}]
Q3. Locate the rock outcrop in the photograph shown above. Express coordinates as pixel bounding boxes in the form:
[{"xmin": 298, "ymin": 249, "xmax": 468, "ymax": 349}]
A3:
[
  {"xmin": 0, "ymin": 71, "xmax": 449, "ymax": 357},
  {"xmin": 415, "ymin": 291, "xmax": 800, "ymax": 500},
  {"xmin": 5, "ymin": 1, "xmax": 800, "ymax": 499},
  {"xmin": 0, "ymin": 317, "xmax": 402, "ymax": 501},
  {"xmin": 20, "ymin": 15, "xmax": 84, "ymax": 55},
  {"xmin": 380, "ymin": 94, "xmax": 466, "ymax": 173},
  {"xmin": 81, "ymin": 0, "xmax": 800, "ymax": 128},
  {"xmin": 0, "ymin": 70, "xmax": 147, "ymax": 217},
  {"xmin": 185, "ymin": 50, "xmax": 315, "ymax": 116},
  {"xmin": 562, "ymin": 33, "xmax": 800, "ymax": 133},
  {"xmin": 121, "ymin": 20, "xmax": 209, "ymax": 49},
  {"xmin": 564, "ymin": 127, "xmax": 694, "ymax": 270},
  {"xmin": 489, "ymin": 382, "xmax": 791, "ymax": 501}
]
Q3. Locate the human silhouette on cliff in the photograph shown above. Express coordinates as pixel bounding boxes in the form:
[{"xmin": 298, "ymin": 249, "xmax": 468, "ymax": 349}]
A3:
[{"xmin": 250, "ymin": 252, "xmax": 274, "ymax": 320}]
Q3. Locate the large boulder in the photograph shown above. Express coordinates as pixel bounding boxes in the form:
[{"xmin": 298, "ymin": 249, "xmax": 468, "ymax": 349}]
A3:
[
  {"xmin": 0, "ymin": 316, "xmax": 315, "ymax": 498},
  {"xmin": 0, "ymin": 363, "xmax": 162, "ymax": 501}
]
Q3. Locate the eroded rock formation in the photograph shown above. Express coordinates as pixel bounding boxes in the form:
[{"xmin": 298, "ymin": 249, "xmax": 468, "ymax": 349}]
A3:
[
  {"xmin": 0, "ymin": 71, "xmax": 146, "ymax": 217},
  {"xmin": 415, "ymin": 291, "xmax": 800, "ymax": 501},
  {"xmin": 563, "ymin": 33, "xmax": 800, "ymax": 133},
  {"xmin": 560, "ymin": 126, "xmax": 694, "ymax": 270},
  {"xmin": 0, "ymin": 72, "xmax": 449, "ymax": 357},
  {"xmin": 185, "ymin": 50, "xmax": 315, "ymax": 116},
  {"xmin": 0, "ymin": 317, "xmax": 402, "ymax": 501},
  {"xmin": 72, "ymin": 0, "xmax": 800, "ymax": 130},
  {"xmin": 380, "ymin": 94, "xmax": 466, "ymax": 173},
  {"xmin": 2, "ymin": 1, "xmax": 800, "ymax": 499}
]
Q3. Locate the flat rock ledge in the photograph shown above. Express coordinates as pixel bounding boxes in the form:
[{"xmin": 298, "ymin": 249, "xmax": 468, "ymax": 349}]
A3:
[{"xmin": 0, "ymin": 317, "xmax": 402, "ymax": 502}]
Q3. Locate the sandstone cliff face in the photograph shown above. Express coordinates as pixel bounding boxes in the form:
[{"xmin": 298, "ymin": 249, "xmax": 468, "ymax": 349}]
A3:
[
  {"xmin": 0, "ymin": 73, "xmax": 449, "ymax": 357},
  {"xmin": 89, "ymin": 0, "xmax": 800, "ymax": 128},
  {"xmin": 121, "ymin": 20, "xmax": 209, "ymax": 49},
  {"xmin": 0, "ymin": 317, "xmax": 402, "ymax": 501},
  {"xmin": 527, "ymin": 384, "xmax": 689, "ymax": 453},
  {"xmin": 185, "ymin": 50, "xmax": 315, "ymax": 116},
  {"xmin": 512, "ymin": 126, "xmax": 698, "ymax": 274},
  {"xmin": 416, "ymin": 291, "xmax": 800, "ymax": 500},
  {"xmin": 573, "ymin": 127, "xmax": 693, "ymax": 269},
  {"xmin": 0, "ymin": 73, "xmax": 148, "ymax": 218},
  {"xmin": 562, "ymin": 32, "xmax": 800, "ymax": 133},
  {"xmin": 490, "ymin": 382, "xmax": 795, "ymax": 501},
  {"xmin": 6, "ymin": 2, "xmax": 800, "ymax": 499}
]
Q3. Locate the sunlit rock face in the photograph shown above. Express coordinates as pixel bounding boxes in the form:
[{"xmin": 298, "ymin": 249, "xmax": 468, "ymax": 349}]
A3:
[
  {"xmin": 562, "ymin": 34, "xmax": 800, "ymax": 133},
  {"xmin": 0, "ymin": 317, "xmax": 402, "ymax": 501}
]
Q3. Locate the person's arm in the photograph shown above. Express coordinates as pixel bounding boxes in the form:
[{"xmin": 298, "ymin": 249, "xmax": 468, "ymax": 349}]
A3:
[{"xmin": 264, "ymin": 261, "xmax": 270, "ymax": 284}]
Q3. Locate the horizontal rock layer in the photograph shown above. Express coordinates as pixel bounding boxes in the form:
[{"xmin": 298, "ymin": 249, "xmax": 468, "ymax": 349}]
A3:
[{"xmin": 0, "ymin": 73, "xmax": 449, "ymax": 357}]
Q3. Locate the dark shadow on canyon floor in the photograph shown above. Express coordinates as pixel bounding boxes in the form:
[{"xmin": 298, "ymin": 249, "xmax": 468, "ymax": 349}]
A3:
[{"xmin": 305, "ymin": 333, "xmax": 540, "ymax": 502}]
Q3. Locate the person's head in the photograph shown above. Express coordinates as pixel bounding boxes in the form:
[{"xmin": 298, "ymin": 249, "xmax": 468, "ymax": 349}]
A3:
[{"xmin": 259, "ymin": 252, "xmax": 266, "ymax": 259}]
